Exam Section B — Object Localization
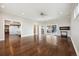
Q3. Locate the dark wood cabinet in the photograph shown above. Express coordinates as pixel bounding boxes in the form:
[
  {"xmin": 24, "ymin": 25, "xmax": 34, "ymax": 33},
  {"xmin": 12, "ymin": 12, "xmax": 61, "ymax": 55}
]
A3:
[{"xmin": 59, "ymin": 26, "xmax": 70, "ymax": 38}]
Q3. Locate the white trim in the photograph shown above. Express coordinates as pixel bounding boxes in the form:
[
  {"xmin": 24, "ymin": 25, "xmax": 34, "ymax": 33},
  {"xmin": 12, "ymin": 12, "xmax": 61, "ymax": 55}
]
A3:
[
  {"xmin": 0, "ymin": 39, "xmax": 4, "ymax": 41},
  {"xmin": 21, "ymin": 34, "xmax": 34, "ymax": 37},
  {"xmin": 3, "ymin": 19, "xmax": 5, "ymax": 41},
  {"xmin": 71, "ymin": 37, "xmax": 79, "ymax": 56}
]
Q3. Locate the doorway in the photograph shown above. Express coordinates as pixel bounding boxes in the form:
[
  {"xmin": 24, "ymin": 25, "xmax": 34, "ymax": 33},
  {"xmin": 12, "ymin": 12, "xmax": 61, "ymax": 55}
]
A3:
[{"xmin": 4, "ymin": 20, "xmax": 21, "ymax": 55}]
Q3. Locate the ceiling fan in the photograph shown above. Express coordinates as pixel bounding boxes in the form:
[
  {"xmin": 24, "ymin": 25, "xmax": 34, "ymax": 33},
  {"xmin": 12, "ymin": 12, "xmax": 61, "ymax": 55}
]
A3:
[{"xmin": 40, "ymin": 12, "xmax": 47, "ymax": 16}]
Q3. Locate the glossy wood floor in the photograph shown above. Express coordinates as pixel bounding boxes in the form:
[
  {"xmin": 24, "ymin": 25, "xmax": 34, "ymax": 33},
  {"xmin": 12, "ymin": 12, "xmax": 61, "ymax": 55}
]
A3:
[{"xmin": 0, "ymin": 33, "xmax": 76, "ymax": 56}]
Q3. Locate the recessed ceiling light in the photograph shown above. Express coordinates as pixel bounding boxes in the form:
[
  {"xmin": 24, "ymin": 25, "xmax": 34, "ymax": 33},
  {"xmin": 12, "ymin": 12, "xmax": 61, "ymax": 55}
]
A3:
[
  {"xmin": 0, "ymin": 5, "xmax": 5, "ymax": 8},
  {"xmin": 59, "ymin": 12, "xmax": 63, "ymax": 15},
  {"xmin": 22, "ymin": 13, "xmax": 24, "ymax": 15}
]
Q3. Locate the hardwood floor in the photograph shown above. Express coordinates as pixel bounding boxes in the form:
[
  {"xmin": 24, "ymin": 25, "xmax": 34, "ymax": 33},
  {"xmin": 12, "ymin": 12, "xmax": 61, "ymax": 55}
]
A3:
[{"xmin": 0, "ymin": 34, "xmax": 77, "ymax": 56}]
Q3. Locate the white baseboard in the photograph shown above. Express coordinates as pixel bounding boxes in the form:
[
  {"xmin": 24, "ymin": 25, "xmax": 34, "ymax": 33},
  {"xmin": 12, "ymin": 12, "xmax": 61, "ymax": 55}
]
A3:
[
  {"xmin": 71, "ymin": 37, "xmax": 79, "ymax": 56},
  {"xmin": 0, "ymin": 39, "xmax": 4, "ymax": 41},
  {"xmin": 21, "ymin": 34, "xmax": 34, "ymax": 37}
]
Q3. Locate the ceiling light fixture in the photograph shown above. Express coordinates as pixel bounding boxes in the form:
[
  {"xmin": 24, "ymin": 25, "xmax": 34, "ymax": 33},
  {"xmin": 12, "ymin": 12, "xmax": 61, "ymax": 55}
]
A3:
[
  {"xmin": 59, "ymin": 12, "xmax": 63, "ymax": 15},
  {"xmin": 40, "ymin": 12, "xmax": 45, "ymax": 15},
  {"xmin": 40, "ymin": 12, "xmax": 47, "ymax": 16},
  {"xmin": 0, "ymin": 5, "xmax": 5, "ymax": 8},
  {"xmin": 22, "ymin": 13, "xmax": 24, "ymax": 15}
]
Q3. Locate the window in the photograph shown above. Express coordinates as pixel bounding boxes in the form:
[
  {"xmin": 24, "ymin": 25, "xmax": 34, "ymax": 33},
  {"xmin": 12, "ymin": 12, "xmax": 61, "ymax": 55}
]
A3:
[{"xmin": 74, "ymin": 4, "xmax": 79, "ymax": 19}]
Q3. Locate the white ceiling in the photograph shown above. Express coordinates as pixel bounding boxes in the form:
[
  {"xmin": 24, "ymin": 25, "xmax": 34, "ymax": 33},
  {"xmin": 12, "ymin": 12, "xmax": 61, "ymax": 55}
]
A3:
[{"xmin": 0, "ymin": 3, "xmax": 76, "ymax": 21}]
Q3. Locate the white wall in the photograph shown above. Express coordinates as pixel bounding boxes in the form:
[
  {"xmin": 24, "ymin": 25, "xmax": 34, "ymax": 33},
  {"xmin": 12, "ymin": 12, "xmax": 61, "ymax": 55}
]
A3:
[
  {"xmin": 70, "ymin": 4, "xmax": 79, "ymax": 55},
  {"xmin": 0, "ymin": 17, "xmax": 4, "ymax": 41},
  {"xmin": 21, "ymin": 19, "xmax": 35, "ymax": 37},
  {"xmin": 0, "ymin": 12, "xmax": 71, "ymax": 41},
  {"xmin": 38, "ymin": 15, "xmax": 71, "ymax": 36},
  {"xmin": 71, "ymin": 15, "xmax": 79, "ymax": 55},
  {"xmin": 0, "ymin": 14, "xmax": 35, "ymax": 38}
]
